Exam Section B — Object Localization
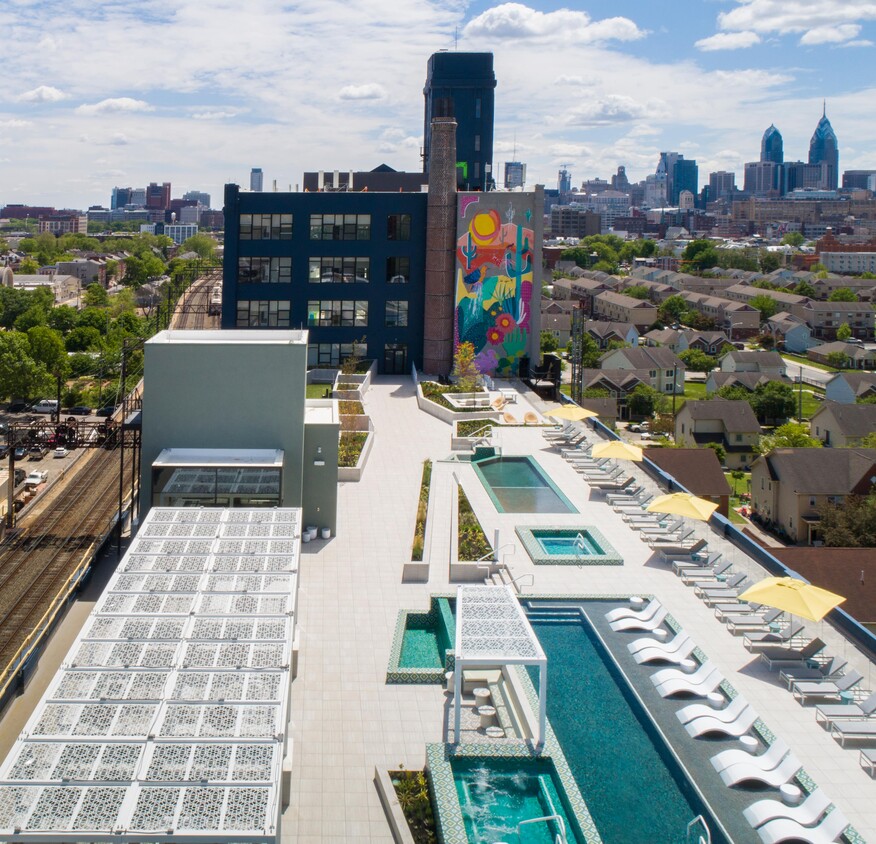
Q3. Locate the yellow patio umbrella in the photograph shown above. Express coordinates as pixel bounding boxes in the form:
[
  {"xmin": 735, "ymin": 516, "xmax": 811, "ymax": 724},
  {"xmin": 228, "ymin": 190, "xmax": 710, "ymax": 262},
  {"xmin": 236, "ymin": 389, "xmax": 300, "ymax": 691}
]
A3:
[
  {"xmin": 546, "ymin": 406, "xmax": 599, "ymax": 422},
  {"xmin": 736, "ymin": 577, "xmax": 845, "ymax": 622},
  {"xmin": 591, "ymin": 440, "xmax": 644, "ymax": 462},
  {"xmin": 646, "ymin": 492, "xmax": 719, "ymax": 521}
]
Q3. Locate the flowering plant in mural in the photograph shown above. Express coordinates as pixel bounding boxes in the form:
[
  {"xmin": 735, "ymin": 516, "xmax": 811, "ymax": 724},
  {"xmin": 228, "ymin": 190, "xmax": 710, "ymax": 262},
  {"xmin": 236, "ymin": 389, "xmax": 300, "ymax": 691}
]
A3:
[{"xmin": 455, "ymin": 198, "xmax": 535, "ymax": 376}]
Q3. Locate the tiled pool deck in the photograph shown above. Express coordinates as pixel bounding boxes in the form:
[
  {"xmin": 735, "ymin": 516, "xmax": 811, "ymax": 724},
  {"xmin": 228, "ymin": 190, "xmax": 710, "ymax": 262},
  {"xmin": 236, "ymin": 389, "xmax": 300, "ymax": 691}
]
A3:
[{"xmin": 0, "ymin": 375, "xmax": 874, "ymax": 842}]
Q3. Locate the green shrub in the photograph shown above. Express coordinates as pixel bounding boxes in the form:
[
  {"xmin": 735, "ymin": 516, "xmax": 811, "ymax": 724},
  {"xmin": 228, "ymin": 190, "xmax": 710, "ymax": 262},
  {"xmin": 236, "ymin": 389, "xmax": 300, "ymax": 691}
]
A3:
[
  {"xmin": 458, "ymin": 486, "xmax": 491, "ymax": 560},
  {"xmin": 420, "ymin": 381, "xmax": 485, "ymax": 413},
  {"xmin": 411, "ymin": 460, "xmax": 432, "ymax": 561},
  {"xmin": 456, "ymin": 419, "xmax": 498, "ymax": 438},
  {"xmin": 339, "ymin": 400, "xmax": 364, "ymax": 415},
  {"xmin": 338, "ymin": 432, "xmax": 368, "ymax": 467},
  {"xmin": 391, "ymin": 770, "xmax": 437, "ymax": 843}
]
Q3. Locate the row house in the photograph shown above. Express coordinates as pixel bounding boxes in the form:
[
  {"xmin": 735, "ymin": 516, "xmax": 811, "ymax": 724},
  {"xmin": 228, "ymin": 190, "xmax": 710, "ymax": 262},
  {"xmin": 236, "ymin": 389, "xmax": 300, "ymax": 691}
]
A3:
[
  {"xmin": 678, "ymin": 291, "xmax": 761, "ymax": 336},
  {"xmin": 764, "ymin": 312, "xmax": 815, "ymax": 353},
  {"xmin": 592, "ymin": 290, "xmax": 658, "ymax": 330},
  {"xmin": 598, "ymin": 345, "xmax": 685, "ymax": 394},
  {"xmin": 723, "ymin": 283, "xmax": 811, "ymax": 321},
  {"xmin": 801, "ymin": 301, "xmax": 875, "ymax": 341}
]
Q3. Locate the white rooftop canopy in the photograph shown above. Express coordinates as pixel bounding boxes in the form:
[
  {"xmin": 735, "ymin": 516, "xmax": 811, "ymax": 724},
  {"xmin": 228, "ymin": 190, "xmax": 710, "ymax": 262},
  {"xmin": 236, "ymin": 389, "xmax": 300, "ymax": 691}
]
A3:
[
  {"xmin": 453, "ymin": 585, "xmax": 547, "ymax": 748},
  {"xmin": 0, "ymin": 507, "xmax": 301, "ymax": 843}
]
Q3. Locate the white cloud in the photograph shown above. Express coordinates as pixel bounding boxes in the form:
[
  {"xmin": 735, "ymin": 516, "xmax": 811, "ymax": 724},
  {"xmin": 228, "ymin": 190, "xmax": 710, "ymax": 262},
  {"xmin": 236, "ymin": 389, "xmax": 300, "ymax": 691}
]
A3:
[
  {"xmin": 191, "ymin": 110, "xmax": 240, "ymax": 120},
  {"xmin": 0, "ymin": 119, "xmax": 32, "ymax": 129},
  {"xmin": 564, "ymin": 95, "xmax": 651, "ymax": 127},
  {"xmin": 18, "ymin": 85, "xmax": 67, "ymax": 103},
  {"xmin": 800, "ymin": 24, "xmax": 861, "ymax": 45},
  {"xmin": 695, "ymin": 31, "xmax": 761, "ymax": 51},
  {"xmin": 464, "ymin": 3, "xmax": 644, "ymax": 44},
  {"xmin": 843, "ymin": 38, "xmax": 874, "ymax": 46},
  {"xmin": 76, "ymin": 97, "xmax": 153, "ymax": 115},
  {"xmin": 716, "ymin": 1, "xmax": 876, "ymax": 41},
  {"xmin": 338, "ymin": 83, "xmax": 387, "ymax": 101},
  {"xmin": 554, "ymin": 75, "xmax": 585, "ymax": 86}
]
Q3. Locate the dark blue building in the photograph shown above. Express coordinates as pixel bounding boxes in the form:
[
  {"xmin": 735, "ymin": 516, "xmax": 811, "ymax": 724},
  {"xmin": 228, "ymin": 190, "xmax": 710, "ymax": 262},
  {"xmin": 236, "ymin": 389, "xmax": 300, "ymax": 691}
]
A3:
[
  {"xmin": 808, "ymin": 106, "xmax": 839, "ymax": 191},
  {"xmin": 671, "ymin": 158, "xmax": 698, "ymax": 205},
  {"xmin": 423, "ymin": 52, "xmax": 496, "ymax": 191},
  {"xmin": 760, "ymin": 124, "xmax": 784, "ymax": 164},
  {"xmin": 222, "ymin": 183, "xmax": 428, "ymax": 374}
]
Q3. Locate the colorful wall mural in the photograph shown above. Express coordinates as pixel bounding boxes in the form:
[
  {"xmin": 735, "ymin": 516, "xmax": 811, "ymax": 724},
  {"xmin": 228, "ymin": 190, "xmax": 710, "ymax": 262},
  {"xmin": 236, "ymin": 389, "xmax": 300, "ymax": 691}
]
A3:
[{"xmin": 455, "ymin": 194, "xmax": 536, "ymax": 376}]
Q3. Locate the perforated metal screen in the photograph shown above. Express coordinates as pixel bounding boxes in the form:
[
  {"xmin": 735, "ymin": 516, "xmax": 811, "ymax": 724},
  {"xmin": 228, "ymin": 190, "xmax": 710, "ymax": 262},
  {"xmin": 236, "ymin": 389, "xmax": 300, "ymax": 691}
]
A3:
[{"xmin": 0, "ymin": 507, "xmax": 300, "ymax": 842}]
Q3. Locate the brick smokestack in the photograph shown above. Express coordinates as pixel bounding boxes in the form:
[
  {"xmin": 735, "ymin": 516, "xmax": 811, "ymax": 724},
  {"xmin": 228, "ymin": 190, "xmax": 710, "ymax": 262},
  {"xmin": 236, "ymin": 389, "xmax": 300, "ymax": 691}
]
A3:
[{"xmin": 422, "ymin": 107, "xmax": 457, "ymax": 376}]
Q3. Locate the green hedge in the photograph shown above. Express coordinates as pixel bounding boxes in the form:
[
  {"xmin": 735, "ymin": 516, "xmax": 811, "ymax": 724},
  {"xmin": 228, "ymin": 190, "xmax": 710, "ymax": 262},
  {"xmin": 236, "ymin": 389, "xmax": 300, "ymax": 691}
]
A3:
[
  {"xmin": 338, "ymin": 432, "xmax": 368, "ymax": 467},
  {"xmin": 411, "ymin": 460, "xmax": 432, "ymax": 561},
  {"xmin": 458, "ymin": 486, "xmax": 492, "ymax": 560}
]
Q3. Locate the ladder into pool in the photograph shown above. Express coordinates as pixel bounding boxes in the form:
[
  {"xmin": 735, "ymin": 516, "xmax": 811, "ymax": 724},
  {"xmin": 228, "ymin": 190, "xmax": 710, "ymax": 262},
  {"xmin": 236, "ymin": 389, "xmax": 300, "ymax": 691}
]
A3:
[{"xmin": 685, "ymin": 814, "xmax": 711, "ymax": 844}]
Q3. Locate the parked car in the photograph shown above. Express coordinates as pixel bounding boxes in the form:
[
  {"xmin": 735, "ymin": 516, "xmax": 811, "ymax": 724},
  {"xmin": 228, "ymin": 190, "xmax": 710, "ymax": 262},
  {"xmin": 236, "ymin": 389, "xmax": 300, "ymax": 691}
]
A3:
[
  {"xmin": 6, "ymin": 401, "xmax": 29, "ymax": 414},
  {"xmin": 95, "ymin": 406, "xmax": 117, "ymax": 418},
  {"xmin": 53, "ymin": 447, "xmax": 69, "ymax": 458},
  {"xmin": 65, "ymin": 406, "xmax": 92, "ymax": 416},
  {"xmin": 14, "ymin": 469, "xmax": 26, "ymax": 485},
  {"xmin": 30, "ymin": 399, "xmax": 59, "ymax": 414},
  {"xmin": 28, "ymin": 446, "xmax": 46, "ymax": 460},
  {"xmin": 25, "ymin": 470, "xmax": 48, "ymax": 485},
  {"xmin": 629, "ymin": 424, "xmax": 643, "ymax": 433},
  {"xmin": 14, "ymin": 447, "xmax": 27, "ymax": 460}
]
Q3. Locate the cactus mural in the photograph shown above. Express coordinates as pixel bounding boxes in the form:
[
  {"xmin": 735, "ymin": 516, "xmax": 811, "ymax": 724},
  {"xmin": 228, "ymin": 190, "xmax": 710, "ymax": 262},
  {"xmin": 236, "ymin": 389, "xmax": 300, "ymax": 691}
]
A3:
[{"xmin": 455, "ymin": 195, "xmax": 535, "ymax": 376}]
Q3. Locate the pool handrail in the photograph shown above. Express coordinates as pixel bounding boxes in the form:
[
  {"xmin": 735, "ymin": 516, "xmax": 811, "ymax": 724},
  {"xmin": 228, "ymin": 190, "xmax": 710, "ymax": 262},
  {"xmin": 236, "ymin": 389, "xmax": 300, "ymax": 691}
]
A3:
[
  {"xmin": 687, "ymin": 814, "xmax": 712, "ymax": 844},
  {"xmin": 518, "ymin": 813, "xmax": 567, "ymax": 844}
]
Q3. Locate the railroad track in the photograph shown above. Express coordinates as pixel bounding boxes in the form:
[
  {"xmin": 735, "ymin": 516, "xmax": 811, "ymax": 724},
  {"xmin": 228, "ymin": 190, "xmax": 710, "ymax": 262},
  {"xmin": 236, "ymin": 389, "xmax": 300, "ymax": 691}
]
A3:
[
  {"xmin": 173, "ymin": 274, "xmax": 221, "ymax": 330},
  {"xmin": 0, "ymin": 445, "xmax": 133, "ymax": 684}
]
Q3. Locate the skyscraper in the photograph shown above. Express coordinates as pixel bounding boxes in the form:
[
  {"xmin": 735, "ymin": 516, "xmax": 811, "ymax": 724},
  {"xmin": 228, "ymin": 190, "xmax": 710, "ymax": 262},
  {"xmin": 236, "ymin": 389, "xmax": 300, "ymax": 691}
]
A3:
[
  {"xmin": 672, "ymin": 158, "xmax": 698, "ymax": 206},
  {"xmin": 760, "ymin": 125, "xmax": 783, "ymax": 164},
  {"xmin": 504, "ymin": 162, "xmax": 526, "ymax": 189},
  {"xmin": 250, "ymin": 168, "xmax": 264, "ymax": 192},
  {"xmin": 423, "ymin": 52, "xmax": 496, "ymax": 190},
  {"xmin": 808, "ymin": 104, "xmax": 839, "ymax": 190},
  {"xmin": 145, "ymin": 182, "xmax": 171, "ymax": 211},
  {"xmin": 111, "ymin": 187, "xmax": 132, "ymax": 210},
  {"xmin": 558, "ymin": 168, "xmax": 572, "ymax": 196}
]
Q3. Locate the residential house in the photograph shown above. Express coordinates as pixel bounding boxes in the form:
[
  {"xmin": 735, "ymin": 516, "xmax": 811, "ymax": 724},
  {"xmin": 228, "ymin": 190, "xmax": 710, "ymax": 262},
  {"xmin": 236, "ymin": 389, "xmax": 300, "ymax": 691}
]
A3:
[
  {"xmin": 55, "ymin": 259, "xmax": 107, "ymax": 287},
  {"xmin": 598, "ymin": 345, "xmax": 685, "ymax": 394},
  {"xmin": 583, "ymin": 320, "xmax": 639, "ymax": 349},
  {"xmin": 824, "ymin": 371, "xmax": 876, "ymax": 404},
  {"xmin": 643, "ymin": 328, "xmax": 687, "ymax": 354},
  {"xmin": 724, "ymin": 283, "xmax": 811, "ymax": 321},
  {"xmin": 807, "ymin": 341, "xmax": 876, "ymax": 370},
  {"xmin": 11, "ymin": 273, "xmax": 80, "ymax": 303},
  {"xmin": 643, "ymin": 447, "xmax": 732, "ymax": 517},
  {"xmin": 810, "ymin": 401, "xmax": 876, "ymax": 447},
  {"xmin": 765, "ymin": 312, "xmax": 815, "ymax": 353},
  {"xmin": 706, "ymin": 371, "xmax": 787, "ymax": 395},
  {"xmin": 551, "ymin": 276, "xmax": 615, "ymax": 311},
  {"xmin": 593, "ymin": 290, "xmax": 658, "ymax": 330},
  {"xmin": 750, "ymin": 448, "xmax": 876, "ymax": 544},
  {"xmin": 579, "ymin": 368, "xmax": 651, "ymax": 420},
  {"xmin": 541, "ymin": 299, "xmax": 578, "ymax": 347},
  {"xmin": 577, "ymin": 397, "xmax": 618, "ymax": 427},
  {"xmin": 801, "ymin": 301, "xmax": 875, "ymax": 342},
  {"xmin": 674, "ymin": 399, "xmax": 761, "ymax": 470},
  {"xmin": 678, "ymin": 291, "xmax": 760, "ymax": 337},
  {"xmin": 682, "ymin": 330, "xmax": 730, "ymax": 355},
  {"xmin": 615, "ymin": 277, "xmax": 674, "ymax": 303},
  {"xmin": 719, "ymin": 350, "xmax": 787, "ymax": 378}
]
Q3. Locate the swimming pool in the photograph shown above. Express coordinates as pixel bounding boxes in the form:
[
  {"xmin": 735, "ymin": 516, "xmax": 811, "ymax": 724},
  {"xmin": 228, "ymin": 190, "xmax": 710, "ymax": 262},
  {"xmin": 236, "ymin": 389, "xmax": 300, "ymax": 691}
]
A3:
[
  {"xmin": 453, "ymin": 758, "xmax": 579, "ymax": 844},
  {"xmin": 526, "ymin": 604, "xmax": 729, "ymax": 844},
  {"xmin": 516, "ymin": 526, "xmax": 623, "ymax": 566},
  {"xmin": 473, "ymin": 456, "xmax": 577, "ymax": 514}
]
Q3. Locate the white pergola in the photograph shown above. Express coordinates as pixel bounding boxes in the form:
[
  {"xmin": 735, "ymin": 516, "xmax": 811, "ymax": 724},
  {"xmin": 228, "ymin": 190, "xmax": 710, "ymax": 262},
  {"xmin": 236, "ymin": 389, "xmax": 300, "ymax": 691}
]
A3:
[{"xmin": 453, "ymin": 585, "xmax": 547, "ymax": 749}]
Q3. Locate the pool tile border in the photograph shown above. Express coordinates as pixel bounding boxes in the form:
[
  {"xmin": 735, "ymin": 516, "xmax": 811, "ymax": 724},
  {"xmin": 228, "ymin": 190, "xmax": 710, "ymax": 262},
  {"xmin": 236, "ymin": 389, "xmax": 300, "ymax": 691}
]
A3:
[
  {"xmin": 471, "ymin": 454, "xmax": 579, "ymax": 515},
  {"xmin": 515, "ymin": 524, "xmax": 622, "ymax": 566},
  {"xmin": 386, "ymin": 596, "xmax": 456, "ymax": 684}
]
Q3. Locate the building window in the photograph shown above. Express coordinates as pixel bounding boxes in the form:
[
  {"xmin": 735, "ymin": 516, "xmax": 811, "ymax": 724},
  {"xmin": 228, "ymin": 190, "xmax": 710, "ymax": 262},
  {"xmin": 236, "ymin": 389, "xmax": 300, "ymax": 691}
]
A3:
[
  {"xmin": 809, "ymin": 497, "xmax": 816, "ymax": 507},
  {"xmin": 236, "ymin": 300, "xmax": 291, "ymax": 327},
  {"xmin": 735, "ymin": 434, "xmax": 742, "ymax": 442},
  {"xmin": 307, "ymin": 341, "xmax": 367, "ymax": 368},
  {"xmin": 309, "ymin": 214, "xmax": 371, "ymax": 241},
  {"xmin": 306, "ymin": 300, "xmax": 368, "ymax": 327},
  {"xmin": 237, "ymin": 257, "xmax": 292, "ymax": 284},
  {"xmin": 239, "ymin": 213, "xmax": 293, "ymax": 240},
  {"xmin": 387, "ymin": 256, "xmax": 410, "ymax": 284},
  {"xmin": 387, "ymin": 214, "xmax": 411, "ymax": 241},
  {"xmin": 474, "ymin": 134, "xmax": 481, "ymax": 152},
  {"xmin": 308, "ymin": 257, "xmax": 370, "ymax": 283},
  {"xmin": 385, "ymin": 300, "xmax": 409, "ymax": 327},
  {"xmin": 475, "ymin": 98, "xmax": 481, "ymax": 119},
  {"xmin": 473, "ymin": 162, "xmax": 480, "ymax": 180}
]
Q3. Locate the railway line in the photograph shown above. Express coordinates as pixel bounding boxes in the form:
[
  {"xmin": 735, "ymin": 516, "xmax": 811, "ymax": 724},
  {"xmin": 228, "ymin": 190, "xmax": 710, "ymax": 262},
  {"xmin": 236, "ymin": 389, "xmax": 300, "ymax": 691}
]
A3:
[{"xmin": 172, "ymin": 273, "xmax": 222, "ymax": 330}]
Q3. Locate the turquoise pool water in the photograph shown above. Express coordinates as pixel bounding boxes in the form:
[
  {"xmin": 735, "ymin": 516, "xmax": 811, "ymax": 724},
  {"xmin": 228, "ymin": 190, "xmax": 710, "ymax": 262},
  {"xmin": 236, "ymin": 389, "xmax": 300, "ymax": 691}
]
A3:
[
  {"xmin": 453, "ymin": 758, "xmax": 578, "ymax": 844},
  {"xmin": 527, "ymin": 607, "xmax": 726, "ymax": 844},
  {"xmin": 534, "ymin": 531, "xmax": 604, "ymax": 557},
  {"xmin": 473, "ymin": 456, "xmax": 577, "ymax": 514},
  {"xmin": 399, "ymin": 623, "xmax": 442, "ymax": 669}
]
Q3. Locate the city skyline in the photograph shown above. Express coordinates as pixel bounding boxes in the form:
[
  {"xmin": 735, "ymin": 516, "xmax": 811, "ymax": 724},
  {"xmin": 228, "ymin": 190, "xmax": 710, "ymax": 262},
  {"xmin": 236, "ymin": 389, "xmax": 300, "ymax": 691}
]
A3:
[{"xmin": 2, "ymin": 0, "xmax": 876, "ymax": 209}]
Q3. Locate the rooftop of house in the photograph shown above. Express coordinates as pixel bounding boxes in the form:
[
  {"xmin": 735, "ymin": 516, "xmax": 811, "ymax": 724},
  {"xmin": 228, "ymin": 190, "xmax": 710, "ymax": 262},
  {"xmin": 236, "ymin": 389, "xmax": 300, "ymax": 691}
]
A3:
[
  {"xmin": 827, "ymin": 371, "xmax": 876, "ymax": 395},
  {"xmin": 599, "ymin": 345, "xmax": 684, "ymax": 370},
  {"xmin": 811, "ymin": 401, "xmax": 876, "ymax": 439},
  {"xmin": 810, "ymin": 341, "xmax": 876, "ymax": 360},
  {"xmin": 767, "ymin": 311, "xmax": 807, "ymax": 328},
  {"xmin": 580, "ymin": 368, "xmax": 651, "ymax": 390},
  {"xmin": 643, "ymin": 447, "xmax": 732, "ymax": 498},
  {"xmin": 722, "ymin": 350, "xmax": 785, "ymax": 368},
  {"xmin": 584, "ymin": 320, "xmax": 637, "ymax": 338},
  {"xmin": 595, "ymin": 289, "xmax": 657, "ymax": 308},
  {"xmin": 759, "ymin": 447, "xmax": 876, "ymax": 494},
  {"xmin": 725, "ymin": 283, "xmax": 811, "ymax": 305},
  {"xmin": 679, "ymin": 398, "xmax": 761, "ymax": 431}
]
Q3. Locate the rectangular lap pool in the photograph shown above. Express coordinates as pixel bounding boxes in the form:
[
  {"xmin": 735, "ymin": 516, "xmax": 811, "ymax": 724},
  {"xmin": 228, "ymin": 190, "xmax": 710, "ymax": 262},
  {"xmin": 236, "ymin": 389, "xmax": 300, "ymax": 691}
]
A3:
[
  {"xmin": 516, "ymin": 526, "xmax": 622, "ymax": 565},
  {"xmin": 473, "ymin": 456, "xmax": 577, "ymax": 514}
]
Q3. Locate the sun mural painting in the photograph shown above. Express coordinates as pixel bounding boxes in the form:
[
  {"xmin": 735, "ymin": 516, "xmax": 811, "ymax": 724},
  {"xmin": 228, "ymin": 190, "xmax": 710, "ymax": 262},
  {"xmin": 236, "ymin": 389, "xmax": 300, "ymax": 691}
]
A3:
[{"xmin": 455, "ymin": 197, "xmax": 534, "ymax": 376}]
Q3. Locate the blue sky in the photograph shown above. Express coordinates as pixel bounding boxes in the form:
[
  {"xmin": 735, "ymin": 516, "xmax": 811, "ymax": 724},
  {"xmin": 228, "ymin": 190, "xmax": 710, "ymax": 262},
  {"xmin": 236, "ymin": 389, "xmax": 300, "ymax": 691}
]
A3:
[{"xmin": 2, "ymin": 0, "xmax": 875, "ymax": 209}]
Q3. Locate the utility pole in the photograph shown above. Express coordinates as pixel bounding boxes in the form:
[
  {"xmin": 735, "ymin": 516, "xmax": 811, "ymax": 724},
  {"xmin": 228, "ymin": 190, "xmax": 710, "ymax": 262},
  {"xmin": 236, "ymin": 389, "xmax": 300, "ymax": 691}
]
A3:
[
  {"xmin": 798, "ymin": 365, "xmax": 803, "ymax": 420},
  {"xmin": 117, "ymin": 340, "xmax": 127, "ymax": 556}
]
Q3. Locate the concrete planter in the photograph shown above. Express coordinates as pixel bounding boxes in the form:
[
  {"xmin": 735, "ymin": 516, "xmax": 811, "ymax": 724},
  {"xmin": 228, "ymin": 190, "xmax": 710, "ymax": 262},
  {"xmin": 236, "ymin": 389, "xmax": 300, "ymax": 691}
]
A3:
[
  {"xmin": 340, "ymin": 413, "xmax": 370, "ymax": 433},
  {"xmin": 416, "ymin": 382, "xmax": 500, "ymax": 425},
  {"xmin": 373, "ymin": 768, "xmax": 417, "ymax": 844},
  {"xmin": 451, "ymin": 418, "xmax": 497, "ymax": 451},
  {"xmin": 338, "ymin": 430, "xmax": 374, "ymax": 482},
  {"xmin": 449, "ymin": 482, "xmax": 499, "ymax": 582}
]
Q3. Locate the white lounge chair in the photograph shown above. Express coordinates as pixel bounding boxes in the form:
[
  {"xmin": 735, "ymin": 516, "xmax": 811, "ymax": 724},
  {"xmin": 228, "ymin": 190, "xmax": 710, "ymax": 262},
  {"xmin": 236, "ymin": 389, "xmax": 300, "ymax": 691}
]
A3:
[
  {"xmin": 609, "ymin": 606, "xmax": 668, "ymax": 633},
  {"xmin": 719, "ymin": 751, "xmax": 801, "ymax": 787},
  {"xmin": 830, "ymin": 718, "xmax": 876, "ymax": 747},
  {"xmin": 756, "ymin": 808, "xmax": 848, "ymax": 844},
  {"xmin": 685, "ymin": 704, "xmax": 758, "ymax": 738},
  {"xmin": 650, "ymin": 660, "xmax": 712, "ymax": 688},
  {"xmin": 628, "ymin": 629, "xmax": 689, "ymax": 655},
  {"xmin": 634, "ymin": 638, "xmax": 696, "ymax": 665},
  {"xmin": 743, "ymin": 788, "xmax": 832, "ymax": 830},
  {"xmin": 605, "ymin": 598, "xmax": 660, "ymax": 624},
  {"xmin": 792, "ymin": 669, "xmax": 863, "ymax": 705},
  {"xmin": 677, "ymin": 693, "xmax": 746, "ymax": 725},
  {"xmin": 815, "ymin": 690, "xmax": 876, "ymax": 726},
  {"xmin": 711, "ymin": 737, "xmax": 789, "ymax": 775},
  {"xmin": 655, "ymin": 665, "xmax": 723, "ymax": 699}
]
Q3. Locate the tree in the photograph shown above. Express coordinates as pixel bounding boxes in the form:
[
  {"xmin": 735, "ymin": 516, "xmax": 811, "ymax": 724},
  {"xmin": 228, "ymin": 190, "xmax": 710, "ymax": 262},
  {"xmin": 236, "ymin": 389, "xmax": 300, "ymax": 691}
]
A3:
[
  {"xmin": 580, "ymin": 387, "xmax": 610, "ymax": 398},
  {"xmin": 19, "ymin": 257, "xmax": 39, "ymax": 274},
  {"xmin": 704, "ymin": 441, "xmax": 726, "ymax": 465},
  {"xmin": 781, "ymin": 232, "xmax": 805, "ymax": 247},
  {"xmin": 181, "ymin": 233, "xmax": 216, "ymax": 260},
  {"xmin": 749, "ymin": 294, "xmax": 778, "ymax": 322},
  {"xmin": 540, "ymin": 331, "xmax": 559, "ymax": 353},
  {"xmin": 82, "ymin": 283, "xmax": 109, "ymax": 308},
  {"xmin": 624, "ymin": 285, "xmax": 651, "ymax": 300},
  {"xmin": 627, "ymin": 384, "xmax": 663, "ymax": 418},
  {"xmin": 818, "ymin": 493, "xmax": 876, "ymax": 547},
  {"xmin": 826, "ymin": 351, "xmax": 851, "ymax": 369},
  {"xmin": 759, "ymin": 252, "xmax": 782, "ymax": 274},
  {"xmin": 756, "ymin": 422, "xmax": 822, "ymax": 453},
  {"xmin": 828, "ymin": 287, "xmax": 857, "ymax": 302},
  {"xmin": 678, "ymin": 349, "xmax": 716, "ymax": 373},
  {"xmin": 681, "ymin": 240, "xmax": 718, "ymax": 272},
  {"xmin": 730, "ymin": 469, "xmax": 746, "ymax": 495},
  {"xmin": 65, "ymin": 326, "xmax": 102, "ymax": 352},
  {"xmin": 28, "ymin": 326, "xmax": 69, "ymax": 379},
  {"xmin": 0, "ymin": 332, "xmax": 51, "ymax": 399},
  {"xmin": 452, "ymin": 341, "xmax": 478, "ymax": 395},
  {"xmin": 577, "ymin": 333, "xmax": 602, "ymax": 369},
  {"xmin": 0, "ymin": 287, "xmax": 38, "ymax": 328},
  {"xmin": 836, "ymin": 322, "xmax": 853, "ymax": 341},
  {"xmin": 794, "ymin": 280, "xmax": 816, "ymax": 298},
  {"xmin": 77, "ymin": 308, "xmax": 110, "ymax": 334},
  {"xmin": 47, "ymin": 305, "xmax": 79, "ymax": 334},
  {"xmin": 757, "ymin": 333, "xmax": 776, "ymax": 350},
  {"xmin": 14, "ymin": 305, "xmax": 47, "ymax": 333},
  {"xmin": 716, "ymin": 385, "xmax": 754, "ymax": 403},
  {"xmin": 751, "ymin": 381, "xmax": 795, "ymax": 423},
  {"xmin": 108, "ymin": 288, "xmax": 137, "ymax": 318},
  {"xmin": 658, "ymin": 294, "xmax": 687, "ymax": 325}
]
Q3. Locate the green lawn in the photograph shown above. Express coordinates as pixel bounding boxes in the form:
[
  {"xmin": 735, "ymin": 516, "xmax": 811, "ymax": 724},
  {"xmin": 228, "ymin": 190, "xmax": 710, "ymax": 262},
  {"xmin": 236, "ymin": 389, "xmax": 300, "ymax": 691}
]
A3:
[
  {"xmin": 781, "ymin": 352, "xmax": 839, "ymax": 372},
  {"xmin": 680, "ymin": 382, "xmax": 708, "ymax": 400},
  {"xmin": 725, "ymin": 470, "xmax": 752, "ymax": 525},
  {"xmin": 306, "ymin": 383, "xmax": 333, "ymax": 399}
]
